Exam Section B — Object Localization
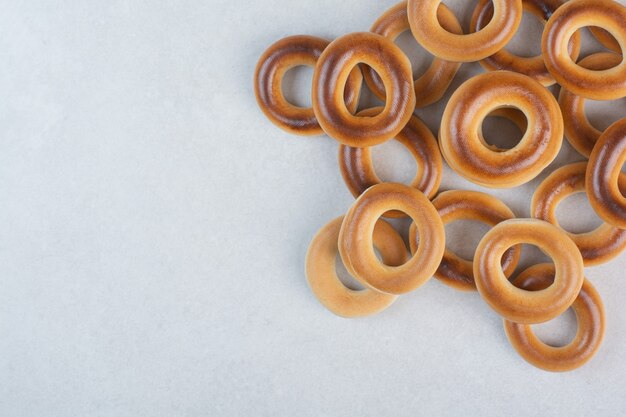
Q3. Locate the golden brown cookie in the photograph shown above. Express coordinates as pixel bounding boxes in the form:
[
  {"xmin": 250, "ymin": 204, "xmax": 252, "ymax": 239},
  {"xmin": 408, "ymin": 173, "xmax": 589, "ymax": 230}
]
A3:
[
  {"xmin": 408, "ymin": 0, "xmax": 523, "ymax": 62},
  {"xmin": 254, "ymin": 35, "xmax": 362, "ymax": 135},
  {"xmin": 532, "ymin": 162, "xmax": 626, "ymax": 266},
  {"xmin": 504, "ymin": 264, "xmax": 605, "ymax": 372},
  {"xmin": 474, "ymin": 219, "xmax": 584, "ymax": 324},
  {"xmin": 306, "ymin": 216, "xmax": 407, "ymax": 317},
  {"xmin": 542, "ymin": 0, "xmax": 626, "ymax": 100},
  {"xmin": 439, "ymin": 71, "xmax": 563, "ymax": 188},
  {"xmin": 312, "ymin": 32, "xmax": 415, "ymax": 146},
  {"xmin": 586, "ymin": 118, "xmax": 626, "ymax": 229},
  {"xmin": 339, "ymin": 183, "xmax": 444, "ymax": 294}
]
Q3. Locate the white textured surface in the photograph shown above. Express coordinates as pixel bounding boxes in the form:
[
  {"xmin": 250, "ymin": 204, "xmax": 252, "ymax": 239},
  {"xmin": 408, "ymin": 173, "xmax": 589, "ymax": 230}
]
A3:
[{"xmin": 1, "ymin": 1, "xmax": 626, "ymax": 416}]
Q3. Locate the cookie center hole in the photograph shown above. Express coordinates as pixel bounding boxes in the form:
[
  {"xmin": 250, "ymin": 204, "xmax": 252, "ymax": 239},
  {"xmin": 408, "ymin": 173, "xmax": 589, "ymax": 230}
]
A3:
[
  {"xmin": 510, "ymin": 244, "xmax": 552, "ymax": 276},
  {"xmin": 531, "ymin": 307, "xmax": 578, "ymax": 347},
  {"xmin": 555, "ymin": 192, "xmax": 603, "ymax": 234},
  {"xmin": 371, "ymin": 139, "xmax": 417, "ymax": 184},
  {"xmin": 281, "ymin": 65, "xmax": 313, "ymax": 107},
  {"xmin": 585, "ymin": 97, "xmax": 626, "ymax": 132},
  {"xmin": 506, "ymin": 10, "xmax": 544, "ymax": 57},
  {"xmin": 358, "ymin": 65, "xmax": 386, "ymax": 110},
  {"xmin": 587, "ymin": 26, "xmax": 623, "ymax": 55},
  {"xmin": 445, "ymin": 219, "xmax": 491, "ymax": 261},
  {"xmin": 481, "ymin": 110, "xmax": 526, "ymax": 151}
]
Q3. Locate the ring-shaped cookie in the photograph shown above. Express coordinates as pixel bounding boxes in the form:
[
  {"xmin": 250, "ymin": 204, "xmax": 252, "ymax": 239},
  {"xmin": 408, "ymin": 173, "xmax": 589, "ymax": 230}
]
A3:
[
  {"xmin": 532, "ymin": 162, "xmax": 626, "ymax": 266},
  {"xmin": 339, "ymin": 108, "xmax": 442, "ymax": 217},
  {"xmin": 312, "ymin": 32, "xmax": 415, "ymax": 146},
  {"xmin": 254, "ymin": 35, "xmax": 363, "ymax": 136},
  {"xmin": 363, "ymin": 1, "xmax": 462, "ymax": 107},
  {"xmin": 558, "ymin": 52, "xmax": 623, "ymax": 157},
  {"xmin": 589, "ymin": 26, "xmax": 620, "ymax": 53},
  {"xmin": 471, "ymin": 0, "xmax": 581, "ymax": 86},
  {"xmin": 542, "ymin": 0, "xmax": 626, "ymax": 100},
  {"xmin": 338, "ymin": 183, "xmax": 445, "ymax": 295},
  {"xmin": 482, "ymin": 107, "xmax": 529, "ymax": 137},
  {"xmin": 586, "ymin": 118, "xmax": 626, "ymax": 229},
  {"xmin": 408, "ymin": 190, "xmax": 521, "ymax": 291},
  {"xmin": 504, "ymin": 264, "xmax": 605, "ymax": 372},
  {"xmin": 439, "ymin": 71, "xmax": 563, "ymax": 188},
  {"xmin": 474, "ymin": 218, "xmax": 584, "ymax": 324},
  {"xmin": 407, "ymin": 0, "xmax": 523, "ymax": 62},
  {"xmin": 305, "ymin": 216, "xmax": 407, "ymax": 317}
]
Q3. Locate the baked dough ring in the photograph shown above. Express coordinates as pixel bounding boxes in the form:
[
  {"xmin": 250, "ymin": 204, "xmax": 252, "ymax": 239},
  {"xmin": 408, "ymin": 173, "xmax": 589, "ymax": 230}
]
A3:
[
  {"xmin": 471, "ymin": 0, "xmax": 581, "ymax": 86},
  {"xmin": 504, "ymin": 264, "xmax": 605, "ymax": 372},
  {"xmin": 408, "ymin": 190, "xmax": 521, "ymax": 291},
  {"xmin": 542, "ymin": 0, "xmax": 626, "ymax": 100},
  {"xmin": 439, "ymin": 71, "xmax": 563, "ymax": 188},
  {"xmin": 532, "ymin": 162, "xmax": 626, "ymax": 266},
  {"xmin": 339, "ymin": 109, "xmax": 442, "ymax": 216},
  {"xmin": 586, "ymin": 118, "xmax": 626, "ymax": 229},
  {"xmin": 305, "ymin": 216, "xmax": 407, "ymax": 318},
  {"xmin": 254, "ymin": 35, "xmax": 363, "ymax": 135},
  {"xmin": 407, "ymin": 0, "xmax": 523, "ymax": 62},
  {"xmin": 558, "ymin": 52, "xmax": 623, "ymax": 157},
  {"xmin": 363, "ymin": 1, "xmax": 462, "ymax": 107},
  {"xmin": 339, "ymin": 183, "xmax": 445, "ymax": 294},
  {"xmin": 312, "ymin": 32, "xmax": 415, "ymax": 146},
  {"xmin": 474, "ymin": 219, "xmax": 584, "ymax": 324}
]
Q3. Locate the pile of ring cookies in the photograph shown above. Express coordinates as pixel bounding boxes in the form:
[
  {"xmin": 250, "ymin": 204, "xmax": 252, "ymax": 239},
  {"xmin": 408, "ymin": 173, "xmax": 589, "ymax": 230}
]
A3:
[{"xmin": 253, "ymin": 0, "xmax": 626, "ymax": 372}]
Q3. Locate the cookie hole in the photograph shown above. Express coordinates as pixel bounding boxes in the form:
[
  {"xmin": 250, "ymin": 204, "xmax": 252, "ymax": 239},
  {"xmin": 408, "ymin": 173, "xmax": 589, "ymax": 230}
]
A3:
[
  {"xmin": 386, "ymin": 217, "xmax": 413, "ymax": 250},
  {"xmin": 587, "ymin": 26, "xmax": 623, "ymax": 55},
  {"xmin": 555, "ymin": 192, "xmax": 603, "ymax": 234},
  {"xmin": 480, "ymin": 110, "xmax": 526, "ymax": 151},
  {"xmin": 357, "ymin": 65, "xmax": 386, "ymax": 111},
  {"xmin": 511, "ymin": 244, "xmax": 553, "ymax": 276},
  {"xmin": 371, "ymin": 139, "xmax": 417, "ymax": 184},
  {"xmin": 585, "ymin": 96, "xmax": 626, "ymax": 132},
  {"xmin": 445, "ymin": 2, "xmax": 472, "ymax": 32},
  {"xmin": 445, "ymin": 219, "xmax": 491, "ymax": 261},
  {"xmin": 395, "ymin": 29, "xmax": 432, "ymax": 79},
  {"xmin": 506, "ymin": 10, "xmax": 544, "ymax": 57},
  {"xmin": 281, "ymin": 65, "xmax": 313, "ymax": 107},
  {"xmin": 571, "ymin": 27, "xmax": 619, "ymax": 64},
  {"xmin": 531, "ymin": 308, "xmax": 578, "ymax": 347}
]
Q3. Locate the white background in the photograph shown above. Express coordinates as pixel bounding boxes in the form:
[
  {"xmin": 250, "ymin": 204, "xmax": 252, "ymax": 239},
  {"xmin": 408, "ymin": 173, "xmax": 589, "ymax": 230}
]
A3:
[{"xmin": 2, "ymin": 1, "xmax": 626, "ymax": 416}]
